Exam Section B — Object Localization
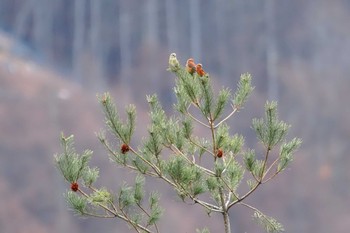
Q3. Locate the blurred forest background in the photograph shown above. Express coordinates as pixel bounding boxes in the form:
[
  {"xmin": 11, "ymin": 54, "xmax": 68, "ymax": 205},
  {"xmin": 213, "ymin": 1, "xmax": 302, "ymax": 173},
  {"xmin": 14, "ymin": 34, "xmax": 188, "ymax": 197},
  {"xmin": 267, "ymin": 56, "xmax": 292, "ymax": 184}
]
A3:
[{"xmin": 0, "ymin": 0, "xmax": 350, "ymax": 232}]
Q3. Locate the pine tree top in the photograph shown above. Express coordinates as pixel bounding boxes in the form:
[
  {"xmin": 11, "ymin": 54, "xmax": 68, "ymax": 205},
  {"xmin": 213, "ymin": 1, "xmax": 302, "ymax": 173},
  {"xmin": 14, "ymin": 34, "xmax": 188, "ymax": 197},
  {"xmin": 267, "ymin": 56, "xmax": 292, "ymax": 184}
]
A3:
[{"xmin": 54, "ymin": 53, "xmax": 301, "ymax": 233}]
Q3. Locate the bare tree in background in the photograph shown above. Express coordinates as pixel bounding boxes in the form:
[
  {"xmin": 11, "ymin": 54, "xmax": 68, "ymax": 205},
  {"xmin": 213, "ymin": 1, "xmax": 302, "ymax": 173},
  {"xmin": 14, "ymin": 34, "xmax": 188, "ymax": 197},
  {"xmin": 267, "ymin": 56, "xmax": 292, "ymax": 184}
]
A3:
[
  {"xmin": 264, "ymin": 0, "xmax": 278, "ymax": 101},
  {"xmin": 189, "ymin": 0, "xmax": 201, "ymax": 60},
  {"xmin": 165, "ymin": 0, "xmax": 178, "ymax": 104},
  {"xmin": 73, "ymin": 0, "xmax": 86, "ymax": 84},
  {"xmin": 216, "ymin": 0, "xmax": 231, "ymax": 82},
  {"xmin": 33, "ymin": 0, "xmax": 54, "ymax": 62},
  {"xmin": 14, "ymin": 0, "xmax": 34, "ymax": 42},
  {"xmin": 144, "ymin": 0, "xmax": 160, "ymax": 89},
  {"xmin": 88, "ymin": 0, "xmax": 105, "ymax": 90},
  {"xmin": 14, "ymin": 0, "xmax": 54, "ymax": 62},
  {"xmin": 165, "ymin": 0, "xmax": 178, "ymax": 52},
  {"xmin": 118, "ymin": 1, "xmax": 132, "ymax": 98}
]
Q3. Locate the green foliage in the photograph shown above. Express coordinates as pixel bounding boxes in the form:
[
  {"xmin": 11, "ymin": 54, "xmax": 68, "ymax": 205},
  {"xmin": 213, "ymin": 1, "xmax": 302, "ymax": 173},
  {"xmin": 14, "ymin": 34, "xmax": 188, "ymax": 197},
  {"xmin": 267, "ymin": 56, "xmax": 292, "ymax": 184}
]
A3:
[
  {"xmin": 90, "ymin": 188, "xmax": 112, "ymax": 206},
  {"xmin": 200, "ymin": 77, "xmax": 214, "ymax": 118},
  {"xmin": 182, "ymin": 117, "xmax": 193, "ymax": 139},
  {"xmin": 134, "ymin": 175, "xmax": 145, "ymax": 204},
  {"xmin": 278, "ymin": 138, "xmax": 302, "ymax": 172},
  {"xmin": 148, "ymin": 192, "xmax": 163, "ymax": 225},
  {"xmin": 65, "ymin": 191, "xmax": 87, "ymax": 215},
  {"xmin": 229, "ymin": 134, "xmax": 244, "ymax": 155},
  {"xmin": 206, "ymin": 176, "xmax": 221, "ymax": 204},
  {"xmin": 252, "ymin": 101, "xmax": 290, "ymax": 150},
  {"xmin": 215, "ymin": 123, "xmax": 230, "ymax": 149},
  {"xmin": 98, "ymin": 93, "xmax": 136, "ymax": 144},
  {"xmin": 82, "ymin": 167, "xmax": 99, "ymax": 187},
  {"xmin": 253, "ymin": 211, "xmax": 285, "ymax": 233},
  {"xmin": 233, "ymin": 73, "xmax": 254, "ymax": 108},
  {"xmin": 222, "ymin": 159, "xmax": 244, "ymax": 192},
  {"xmin": 54, "ymin": 134, "xmax": 94, "ymax": 184},
  {"xmin": 55, "ymin": 53, "xmax": 302, "ymax": 233},
  {"xmin": 119, "ymin": 184, "xmax": 136, "ymax": 209},
  {"xmin": 166, "ymin": 156, "xmax": 206, "ymax": 199},
  {"xmin": 213, "ymin": 88, "xmax": 231, "ymax": 121},
  {"xmin": 143, "ymin": 127, "xmax": 163, "ymax": 158},
  {"xmin": 252, "ymin": 159, "xmax": 265, "ymax": 178},
  {"xmin": 215, "ymin": 126, "xmax": 244, "ymax": 157},
  {"xmin": 196, "ymin": 227, "xmax": 211, "ymax": 233},
  {"xmin": 243, "ymin": 149, "xmax": 256, "ymax": 172}
]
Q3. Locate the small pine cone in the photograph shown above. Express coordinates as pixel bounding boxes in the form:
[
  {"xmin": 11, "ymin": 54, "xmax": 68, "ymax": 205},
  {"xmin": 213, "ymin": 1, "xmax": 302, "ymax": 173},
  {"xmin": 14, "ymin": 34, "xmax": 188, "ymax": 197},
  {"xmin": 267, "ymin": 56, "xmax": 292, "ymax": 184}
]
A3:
[
  {"xmin": 71, "ymin": 182, "xmax": 79, "ymax": 192},
  {"xmin": 196, "ymin": 63, "xmax": 206, "ymax": 77},
  {"xmin": 121, "ymin": 143, "xmax": 130, "ymax": 154},
  {"xmin": 216, "ymin": 148, "xmax": 223, "ymax": 158},
  {"xmin": 186, "ymin": 58, "xmax": 196, "ymax": 75}
]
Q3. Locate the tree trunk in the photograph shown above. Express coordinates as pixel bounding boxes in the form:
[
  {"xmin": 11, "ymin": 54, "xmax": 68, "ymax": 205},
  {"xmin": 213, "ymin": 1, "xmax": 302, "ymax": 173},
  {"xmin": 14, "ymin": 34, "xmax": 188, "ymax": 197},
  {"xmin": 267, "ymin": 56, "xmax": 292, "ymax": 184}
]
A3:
[{"xmin": 223, "ymin": 211, "xmax": 231, "ymax": 233}]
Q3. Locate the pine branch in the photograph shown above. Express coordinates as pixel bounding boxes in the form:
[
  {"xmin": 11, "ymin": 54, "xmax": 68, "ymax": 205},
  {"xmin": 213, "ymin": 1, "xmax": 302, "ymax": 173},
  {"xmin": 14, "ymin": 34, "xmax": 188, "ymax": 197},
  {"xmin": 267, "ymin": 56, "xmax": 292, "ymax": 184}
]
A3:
[{"xmin": 55, "ymin": 53, "xmax": 302, "ymax": 233}]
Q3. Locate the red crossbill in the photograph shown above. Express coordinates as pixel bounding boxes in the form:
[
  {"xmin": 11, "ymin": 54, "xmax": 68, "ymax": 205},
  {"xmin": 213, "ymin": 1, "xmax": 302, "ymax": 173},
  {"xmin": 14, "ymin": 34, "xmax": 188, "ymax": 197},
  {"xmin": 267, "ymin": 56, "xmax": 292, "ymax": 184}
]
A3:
[
  {"xmin": 186, "ymin": 58, "xmax": 196, "ymax": 75},
  {"xmin": 196, "ymin": 63, "xmax": 206, "ymax": 77}
]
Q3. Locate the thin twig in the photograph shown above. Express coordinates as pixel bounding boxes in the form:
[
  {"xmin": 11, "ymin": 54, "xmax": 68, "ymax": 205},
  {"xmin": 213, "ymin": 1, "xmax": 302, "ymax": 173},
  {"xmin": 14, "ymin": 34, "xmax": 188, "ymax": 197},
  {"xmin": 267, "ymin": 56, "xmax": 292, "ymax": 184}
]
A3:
[
  {"xmin": 120, "ymin": 208, "xmax": 142, "ymax": 233},
  {"xmin": 129, "ymin": 146, "xmax": 162, "ymax": 176},
  {"xmin": 260, "ymin": 149, "xmax": 271, "ymax": 181},
  {"xmin": 168, "ymin": 144, "xmax": 216, "ymax": 176},
  {"xmin": 227, "ymin": 181, "xmax": 261, "ymax": 209},
  {"xmin": 100, "ymin": 138, "xmax": 158, "ymax": 177},
  {"xmin": 265, "ymin": 157, "xmax": 279, "ymax": 175},
  {"xmin": 225, "ymin": 192, "xmax": 232, "ymax": 207},
  {"xmin": 227, "ymin": 149, "xmax": 270, "ymax": 209},
  {"xmin": 137, "ymin": 203, "xmax": 160, "ymax": 233},
  {"xmin": 239, "ymin": 202, "xmax": 276, "ymax": 228},
  {"xmin": 262, "ymin": 171, "xmax": 280, "ymax": 184},
  {"xmin": 220, "ymin": 177, "xmax": 240, "ymax": 201},
  {"xmin": 82, "ymin": 212, "xmax": 116, "ymax": 218},
  {"xmin": 175, "ymin": 181, "xmax": 222, "ymax": 213},
  {"xmin": 187, "ymin": 111, "xmax": 211, "ymax": 128},
  {"xmin": 78, "ymin": 188, "xmax": 117, "ymax": 217},
  {"xmin": 193, "ymin": 197, "xmax": 223, "ymax": 213},
  {"xmin": 262, "ymin": 159, "xmax": 283, "ymax": 183},
  {"xmin": 189, "ymin": 138, "xmax": 215, "ymax": 157},
  {"xmin": 209, "ymin": 117, "xmax": 216, "ymax": 160},
  {"xmin": 103, "ymin": 102, "xmax": 126, "ymax": 142},
  {"xmin": 214, "ymin": 105, "xmax": 238, "ymax": 129},
  {"xmin": 239, "ymin": 201, "xmax": 260, "ymax": 212},
  {"xmin": 249, "ymin": 169, "xmax": 260, "ymax": 183},
  {"xmin": 263, "ymin": 157, "xmax": 280, "ymax": 180}
]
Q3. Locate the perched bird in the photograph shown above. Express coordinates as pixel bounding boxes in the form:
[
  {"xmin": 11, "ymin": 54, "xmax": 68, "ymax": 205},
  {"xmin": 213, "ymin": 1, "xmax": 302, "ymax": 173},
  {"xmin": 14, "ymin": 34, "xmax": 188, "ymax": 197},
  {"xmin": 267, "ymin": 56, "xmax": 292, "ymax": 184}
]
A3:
[
  {"xmin": 168, "ymin": 53, "xmax": 180, "ymax": 72},
  {"xmin": 186, "ymin": 58, "xmax": 196, "ymax": 75},
  {"xmin": 196, "ymin": 63, "xmax": 206, "ymax": 77}
]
